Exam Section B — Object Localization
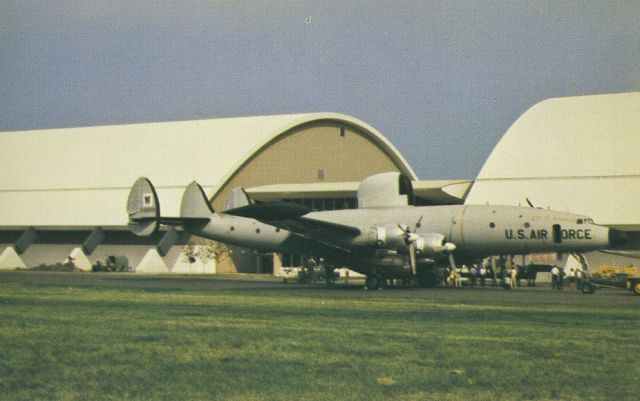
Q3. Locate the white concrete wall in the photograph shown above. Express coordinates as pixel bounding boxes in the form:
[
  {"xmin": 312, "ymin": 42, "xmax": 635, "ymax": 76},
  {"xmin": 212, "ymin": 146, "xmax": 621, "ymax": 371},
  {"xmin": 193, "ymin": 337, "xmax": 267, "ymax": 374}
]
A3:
[{"xmin": 0, "ymin": 243, "xmax": 217, "ymax": 273}]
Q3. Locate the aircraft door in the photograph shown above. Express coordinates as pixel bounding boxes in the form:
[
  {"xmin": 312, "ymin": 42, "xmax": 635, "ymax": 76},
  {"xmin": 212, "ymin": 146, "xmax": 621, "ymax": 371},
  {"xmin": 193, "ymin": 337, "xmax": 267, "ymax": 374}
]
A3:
[{"xmin": 552, "ymin": 224, "xmax": 562, "ymax": 244}]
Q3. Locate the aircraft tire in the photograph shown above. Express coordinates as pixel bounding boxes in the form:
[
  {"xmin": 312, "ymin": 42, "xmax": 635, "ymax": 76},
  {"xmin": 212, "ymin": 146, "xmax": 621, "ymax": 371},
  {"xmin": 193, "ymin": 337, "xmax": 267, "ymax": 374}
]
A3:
[
  {"xmin": 416, "ymin": 266, "xmax": 438, "ymax": 288},
  {"xmin": 365, "ymin": 275, "xmax": 382, "ymax": 290},
  {"xmin": 581, "ymin": 282, "xmax": 596, "ymax": 294},
  {"xmin": 632, "ymin": 281, "xmax": 640, "ymax": 296}
]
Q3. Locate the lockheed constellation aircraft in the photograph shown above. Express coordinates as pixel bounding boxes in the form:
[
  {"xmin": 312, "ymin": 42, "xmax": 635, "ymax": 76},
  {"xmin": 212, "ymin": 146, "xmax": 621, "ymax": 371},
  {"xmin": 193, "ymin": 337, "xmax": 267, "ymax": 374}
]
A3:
[{"xmin": 127, "ymin": 172, "xmax": 628, "ymax": 289}]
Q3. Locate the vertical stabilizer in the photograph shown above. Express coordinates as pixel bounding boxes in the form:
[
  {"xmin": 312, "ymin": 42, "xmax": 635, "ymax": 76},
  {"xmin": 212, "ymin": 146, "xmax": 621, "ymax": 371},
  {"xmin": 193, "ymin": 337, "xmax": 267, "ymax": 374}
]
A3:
[
  {"xmin": 180, "ymin": 181, "xmax": 215, "ymax": 219},
  {"xmin": 224, "ymin": 187, "xmax": 252, "ymax": 211},
  {"xmin": 127, "ymin": 177, "xmax": 160, "ymax": 236}
]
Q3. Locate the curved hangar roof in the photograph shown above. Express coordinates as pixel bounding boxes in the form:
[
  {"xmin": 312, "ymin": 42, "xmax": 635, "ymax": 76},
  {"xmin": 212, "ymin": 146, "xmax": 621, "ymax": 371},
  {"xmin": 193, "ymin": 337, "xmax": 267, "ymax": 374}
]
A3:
[
  {"xmin": 465, "ymin": 92, "xmax": 640, "ymax": 229},
  {"xmin": 0, "ymin": 113, "xmax": 415, "ymax": 229}
]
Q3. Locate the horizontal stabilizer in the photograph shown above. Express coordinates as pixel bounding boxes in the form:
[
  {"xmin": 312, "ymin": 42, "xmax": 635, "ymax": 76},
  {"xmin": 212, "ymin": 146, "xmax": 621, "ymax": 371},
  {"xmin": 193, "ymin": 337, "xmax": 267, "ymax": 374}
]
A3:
[
  {"xmin": 599, "ymin": 249, "xmax": 640, "ymax": 259},
  {"xmin": 127, "ymin": 178, "xmax": 212, "ymax": 237},
  {"xmin": 225, "ymin": 202, "xmax": 311, "ymax": 220}
]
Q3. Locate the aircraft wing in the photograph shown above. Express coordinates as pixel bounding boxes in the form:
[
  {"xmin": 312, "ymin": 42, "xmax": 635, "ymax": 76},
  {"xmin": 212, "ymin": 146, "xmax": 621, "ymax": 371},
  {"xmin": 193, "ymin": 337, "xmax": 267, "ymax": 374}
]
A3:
[
  {"xmin": 598, "ymin": 249, "xmax": 640, "ymax": 259},
  {"xmin": 224, "ymin": 202, "xmax": 361, "ymax": 240}
]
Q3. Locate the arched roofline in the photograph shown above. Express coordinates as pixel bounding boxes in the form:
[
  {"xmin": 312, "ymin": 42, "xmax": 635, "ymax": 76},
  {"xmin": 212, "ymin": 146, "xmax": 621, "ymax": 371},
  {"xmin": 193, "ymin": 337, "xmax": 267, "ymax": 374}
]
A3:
[
  {"xmin": 474, "ymin": 97, "xmax": 550, "ymax": 180},
  {"xmin": 475, "ymin": 91, "xmax": 640, "ymax": 180},
  {"xmin": 210, "ymin": 112, "xmax": 417, "ymax": 201}
]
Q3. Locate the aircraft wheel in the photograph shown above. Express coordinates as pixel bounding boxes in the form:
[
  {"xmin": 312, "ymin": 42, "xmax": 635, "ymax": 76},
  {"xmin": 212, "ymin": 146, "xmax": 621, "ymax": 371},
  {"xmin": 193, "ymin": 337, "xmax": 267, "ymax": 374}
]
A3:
[
  {"xmin": 416, "ymin": 266, "xmax": 438, "ymax": 288},
  {"xmin": 632, "ymin": 281, "xmax": 640, "ymax": 296},
  {"xmin": 581, "ymin": 282, "xmax": 596, "ymax": 294},
  {"xmin": 365, "ymin": 275, "xmax": 382, "ymax": 290}
]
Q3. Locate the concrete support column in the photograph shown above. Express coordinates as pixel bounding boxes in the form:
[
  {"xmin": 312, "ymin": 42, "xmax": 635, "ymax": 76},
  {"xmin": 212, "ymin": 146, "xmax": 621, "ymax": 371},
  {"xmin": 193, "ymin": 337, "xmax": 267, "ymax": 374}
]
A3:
[
  {"xmin": 0, "ymin": 247, "xmax": 27, "ymax": 270},
  {"xmin": 136, "ymin": 248, "xmax": 169, "ymax": 273},
  {"xmin": 66, "ymin": 248, "xmax": 93, "ymax": 271},
  {"xmin": 82, "ymin": 227, "xmax": 105, "ymax": 255},
  {"xmin": 157, "ymin": 228, "xmax": 179, "ymax": 257},
  {"xmin": 15, "ymin": 228, "xmax": 37, "ymax": 255}
]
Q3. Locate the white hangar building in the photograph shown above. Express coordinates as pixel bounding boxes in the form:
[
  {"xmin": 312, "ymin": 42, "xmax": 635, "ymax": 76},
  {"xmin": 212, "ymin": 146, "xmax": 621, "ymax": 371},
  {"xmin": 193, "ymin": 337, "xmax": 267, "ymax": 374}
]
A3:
[
  {"xmin": 0, "ymin": 113, "xmax": 470, "ymax": 273},
  {"xmin": 3, "ymin": 92, "xmax": 636, "ymax": 274},
  {"xmin": 465, "ymin": 92, "xmax": 640, "ymax": 269},
  {"xmin": 465, "ymin": 92, "xmax": 640, "ymax": 230}
]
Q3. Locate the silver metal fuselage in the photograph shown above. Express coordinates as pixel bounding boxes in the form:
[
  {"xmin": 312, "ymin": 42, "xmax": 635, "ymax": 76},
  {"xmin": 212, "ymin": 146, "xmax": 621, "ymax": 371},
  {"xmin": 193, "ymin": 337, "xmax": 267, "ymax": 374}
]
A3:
[{"xmin": 191, "ymin": 204, "xmax": 611, "ymax": 274}]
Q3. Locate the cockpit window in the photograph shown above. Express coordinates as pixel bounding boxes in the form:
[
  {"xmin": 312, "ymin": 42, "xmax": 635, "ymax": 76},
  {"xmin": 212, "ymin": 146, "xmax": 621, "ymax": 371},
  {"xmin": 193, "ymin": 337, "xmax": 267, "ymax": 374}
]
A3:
[
  {"xmin": 586, "ymin": 218, "xmax": 594, "ymax": 224},
  {"xmin": 576, "ymin": 219, "xmax": 584, "ymax": 224}
]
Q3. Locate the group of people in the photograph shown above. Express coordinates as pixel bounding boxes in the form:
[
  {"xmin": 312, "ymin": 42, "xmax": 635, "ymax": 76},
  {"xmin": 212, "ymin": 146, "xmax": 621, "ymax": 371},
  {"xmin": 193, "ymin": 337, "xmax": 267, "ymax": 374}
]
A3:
[
  {"xmin": 444, "ymin": 258, "xmax": 542, "ymax": 289},
  {"xmin": 442, "ymin": 257, "xmax": 590, "ymax": 291},
  {"xmin": 551, "ymin": 265, "xmax": 585, "ymax": 290},
  {"xmin": 444, "ymin": 262, "xmax": 496, "ymax": 288}
]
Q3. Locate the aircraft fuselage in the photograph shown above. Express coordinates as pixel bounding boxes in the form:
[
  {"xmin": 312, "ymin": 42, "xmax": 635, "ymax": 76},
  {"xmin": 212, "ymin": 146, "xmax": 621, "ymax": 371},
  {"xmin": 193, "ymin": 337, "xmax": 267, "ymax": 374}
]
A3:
[{"xmin": 191, "ymin": 204, "xmax": 614, "ymax": 270}]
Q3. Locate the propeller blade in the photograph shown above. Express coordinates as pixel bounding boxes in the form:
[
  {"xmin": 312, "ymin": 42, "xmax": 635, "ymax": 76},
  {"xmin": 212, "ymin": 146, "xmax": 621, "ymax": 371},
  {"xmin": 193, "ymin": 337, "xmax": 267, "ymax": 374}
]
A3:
[
  {"xmin": 448, "ymin": 252, "xmax": 457, "ymax": 270},
  {"xmin": 409, "ymin": 242, "xmax": 417, "ymax": 276},
  {"xmin": 414, "ymin": 215, "xmax": 424, "ymax": 232}
]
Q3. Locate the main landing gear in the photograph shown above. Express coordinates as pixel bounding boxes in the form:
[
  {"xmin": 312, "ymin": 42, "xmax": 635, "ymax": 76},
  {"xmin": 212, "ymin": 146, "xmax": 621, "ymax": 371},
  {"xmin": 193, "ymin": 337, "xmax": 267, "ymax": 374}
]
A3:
[
  {"xmin": 416, "ymin": 265, "xmax": 439, "ymax": 288},
  {"xmin": 365, "ymin": 274, "xmax": 383, "ymax": 290},
  {"xmin": 365, "ymin": 266, "xmax": 439, "ymax": 290}
]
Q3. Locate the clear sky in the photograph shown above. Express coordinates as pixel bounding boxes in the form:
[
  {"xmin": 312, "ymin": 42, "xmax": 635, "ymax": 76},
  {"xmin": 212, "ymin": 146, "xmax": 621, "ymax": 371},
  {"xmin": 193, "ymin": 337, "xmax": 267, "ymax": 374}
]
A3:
[{"xmin": 2, "ymin": 1, "xmax": 639, "ymax": 179}]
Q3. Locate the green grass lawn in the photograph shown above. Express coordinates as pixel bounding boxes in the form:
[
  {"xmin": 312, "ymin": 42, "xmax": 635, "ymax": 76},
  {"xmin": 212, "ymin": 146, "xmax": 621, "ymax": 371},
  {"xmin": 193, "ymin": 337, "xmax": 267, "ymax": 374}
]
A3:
[{"xmin": 0, "ymin": 272, "xmax": 638, "ymax": 401}]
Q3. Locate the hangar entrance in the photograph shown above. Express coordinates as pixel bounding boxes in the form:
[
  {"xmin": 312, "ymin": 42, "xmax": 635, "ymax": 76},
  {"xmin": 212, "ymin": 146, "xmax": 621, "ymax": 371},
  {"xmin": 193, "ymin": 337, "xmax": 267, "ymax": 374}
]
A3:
[{"xmin": 256, "ymin": 253, "xmax": 273, "ymax": 274}]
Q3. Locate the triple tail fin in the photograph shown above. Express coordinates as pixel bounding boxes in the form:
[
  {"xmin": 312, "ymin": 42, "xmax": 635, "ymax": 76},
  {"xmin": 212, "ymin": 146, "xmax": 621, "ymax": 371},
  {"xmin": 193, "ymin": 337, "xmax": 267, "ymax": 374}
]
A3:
[
  {"xmin": 224, "ymin": 187, "xmax": 252, "ymax": 211},
  {"xmin": 180, "ymin": 181, "xmax": 215, "ymax": 219},
  {"xmin": 127, "ymin": 178, "xmax": 214, "ymax": 237},
  {"xmin": 127, "ymin": 177, "xmax": 161, "ymax": 236}
]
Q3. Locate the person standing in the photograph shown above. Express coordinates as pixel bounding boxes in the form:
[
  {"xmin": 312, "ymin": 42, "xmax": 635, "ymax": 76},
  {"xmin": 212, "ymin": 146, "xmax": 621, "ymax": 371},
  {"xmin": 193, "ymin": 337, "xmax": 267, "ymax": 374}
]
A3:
[
  {"xmin": 479, "ymin": 263, "xmax": 487, "ymax": 287},
  {"xmin": 469, "ymin": 265, "xmax": 477, "ymax": 287},
  {"xmin": 510, "ymin": 265, "xmax": 517, "ymax": 289},
  {"xmin": 455, "ymin": 268, "xmax": 462, "ymax": 288},
  {"xmin": 575, "ymin": 268, "xmax": 583, "ymax": 291},
  {"xmin": 551, "ymin": 265, "xmax": 560, "ymax": 290},
  {"xmin": 500, "ymin": 267, "xmax": 508, "ymax": 288}
]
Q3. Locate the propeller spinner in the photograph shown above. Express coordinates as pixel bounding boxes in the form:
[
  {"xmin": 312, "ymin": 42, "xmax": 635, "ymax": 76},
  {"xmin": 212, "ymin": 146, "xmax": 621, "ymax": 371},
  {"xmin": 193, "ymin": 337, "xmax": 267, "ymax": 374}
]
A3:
[{"xmin": 397, "ymin": 216, "xmax": 456, "ymax": 276}]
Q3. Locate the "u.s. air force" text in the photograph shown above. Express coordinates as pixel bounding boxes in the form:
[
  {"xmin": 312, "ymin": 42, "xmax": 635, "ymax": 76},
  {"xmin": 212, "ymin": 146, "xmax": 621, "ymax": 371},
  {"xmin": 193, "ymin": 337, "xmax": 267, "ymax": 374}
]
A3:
[{"xmin": 505, "ymin": 229, "xmax": 592, "ymax": 240}]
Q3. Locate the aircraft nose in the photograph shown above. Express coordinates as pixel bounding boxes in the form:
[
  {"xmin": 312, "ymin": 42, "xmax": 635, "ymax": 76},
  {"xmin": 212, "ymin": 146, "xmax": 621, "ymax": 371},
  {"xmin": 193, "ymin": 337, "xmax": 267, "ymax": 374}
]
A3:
[{"xmin": 608, "ymin": 228, "xmax": 629, "ymax": 248}]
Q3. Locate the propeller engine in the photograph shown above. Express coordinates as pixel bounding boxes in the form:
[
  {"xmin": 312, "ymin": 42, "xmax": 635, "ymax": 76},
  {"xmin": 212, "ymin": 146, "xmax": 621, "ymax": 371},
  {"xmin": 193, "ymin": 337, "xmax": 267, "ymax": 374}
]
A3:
[{"xmin": 373, "ymin": 216, "xmax": 456, "ymax": 275}]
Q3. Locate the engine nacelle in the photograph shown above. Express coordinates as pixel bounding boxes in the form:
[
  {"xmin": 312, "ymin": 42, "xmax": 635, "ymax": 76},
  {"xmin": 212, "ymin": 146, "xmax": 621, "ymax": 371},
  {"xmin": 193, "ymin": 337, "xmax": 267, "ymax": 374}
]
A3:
[
  {"xmin": 373, "ymin": 224, "xmax": 408, "ymax": 250},
  {"xmin": 414, "ymin": 233, "xmax": 450, "ymax": 257},
  {"xmin": 373, "ymin": 225, "xmax": 452, "ymax": 257}
]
